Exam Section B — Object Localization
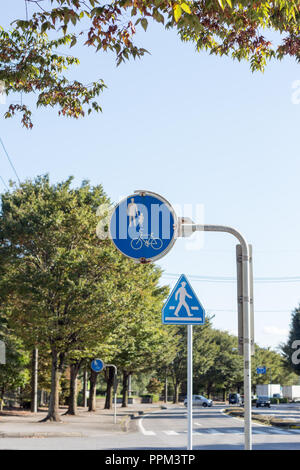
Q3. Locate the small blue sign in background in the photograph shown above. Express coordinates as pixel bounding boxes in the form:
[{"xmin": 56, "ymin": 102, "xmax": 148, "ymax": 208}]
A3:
[
  {"xmin": 256, "ymin": 366, "xmax": 266, "ymax": 374},
  {"xmin": 110, "ymin": 192, "xmax": 176, "ymax": 262},
  {"xmin": 91, "ymin": 358, "xmax": 105, "ymax": 373},
  {"xmin": 162, "ymin": 274, "xmax": 205, "ymax": 325}
]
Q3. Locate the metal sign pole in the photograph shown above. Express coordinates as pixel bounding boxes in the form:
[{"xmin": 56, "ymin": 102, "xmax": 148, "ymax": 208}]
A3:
[
  {"xmin": 32, "ymin": 347, "xmax": 38, "ymax": 413},
  {"xmin": 162, "ymin": 272, "xmax": 203, "ymax": 449},
  {"xmin": 187, "ymin": 325, "xmax": 193, "ymax": 450},
  {"xmin": 180, "ymin": 223, "xmax": 253, "ymax": 450},
  {"xmin": 91, "ymin": 360, "xmax": 118, "ymax": 424},
  {"xmin": 241, "ymin": 243, "xmax": 252, "ymax": 450},
  {"xmin": 106, "ymin": 364, "xmax": 118, "ymax": 424}
]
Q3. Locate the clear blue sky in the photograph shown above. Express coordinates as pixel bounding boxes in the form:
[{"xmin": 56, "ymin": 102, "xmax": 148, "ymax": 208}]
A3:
[{"xmin": 2, "ymin": 1, "xmax": 300, "ymax": 350}]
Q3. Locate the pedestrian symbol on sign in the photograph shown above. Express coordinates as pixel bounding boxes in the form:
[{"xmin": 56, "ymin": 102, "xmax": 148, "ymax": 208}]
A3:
[
  {"xmin": 127, "ymin": 198, "xmax": 139, "ymax": 227},
  {"xmin": 174, "ymin": 282, "xmax": 193, "ymax": 317},
  {"xmin": 162, "ymin": 274, "xmax": 205, "ymax": 325}
]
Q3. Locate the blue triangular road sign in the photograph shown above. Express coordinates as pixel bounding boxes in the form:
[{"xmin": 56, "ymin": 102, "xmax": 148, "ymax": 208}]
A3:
[{"xmin": 162, "ymin": 274, "xmax": 205, "ymax": 325}]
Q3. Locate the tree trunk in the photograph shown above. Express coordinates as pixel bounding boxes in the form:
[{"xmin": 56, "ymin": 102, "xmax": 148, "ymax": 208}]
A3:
[
  {"xmin": 207, "ymin": 383, "xmax": 212, "ymax": 399},
  {"xmin": 122, "ymin": 371, "xmax": 129, "ymax": 408},
  {"xmin": 128, "ymin": 374, "xmax": 132, "ymax": 397},
  {"xmin": 64, "ymin": 361, "xmax": 82, "ymax": 415},
  {"xmin": 83, "ymin": 367, "xmax": 88, "ymax": 408},
  {"xmin": 173, "ymin": 381, "xmax": 180, "ymax": 404},
  {"xmin": 0, "ymin": 387, "xmax": 5, "ymax": 411},
  {"xmin": 104, "ymin": 367, "xmax": 114, "ymax": 410},
  {"xmin": 40, "ymin": 390, "xmax": 45, "ymax": 406},
  {"xmin": 30, "ymin": 348, "xmax": 38, "ymax": 413},
  {"xmin": 88, "ymin": 369, "xmax": 97, "ymax": 412},
  {"xmin": 40, "ymin": 349, "xmax": 64, "ymax": 422}
]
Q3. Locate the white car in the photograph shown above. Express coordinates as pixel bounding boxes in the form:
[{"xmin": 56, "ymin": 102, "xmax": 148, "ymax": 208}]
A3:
[{"xmin": 184, "ymin": 395, "xmax": 213, "ymax": 407}]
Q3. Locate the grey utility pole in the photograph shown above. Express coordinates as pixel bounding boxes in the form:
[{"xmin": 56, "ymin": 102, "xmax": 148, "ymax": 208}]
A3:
[
  {"xmin": 31, "ymin": 348, "xmax": 38, "ymax": 413},
  {"xmin": 164, "ymin": 369, "xmax": 168, "ymax": 404},
  {"xmin": 181, "ymin": 223, "xmax": 252, "ymax": 451},
  {"xmin": 0, "ymin": 340, "xmax": 5, "ymax": 365}
]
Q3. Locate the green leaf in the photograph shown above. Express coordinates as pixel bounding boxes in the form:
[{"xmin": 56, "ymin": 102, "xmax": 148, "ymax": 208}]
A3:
[
  {"xmin": 41, "ymin": 22, "xmax": 50, "ymax": 34},
  {"xmin": 141, "ymin": 18, "xmax": 148, "ymax": 31},
  {"xmin": 70, "ymin": 36, "xmax": 77, "ymax": 48}
]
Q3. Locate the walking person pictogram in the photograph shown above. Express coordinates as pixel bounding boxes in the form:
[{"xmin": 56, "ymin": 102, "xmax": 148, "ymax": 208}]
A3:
[
  {"xmin": 127, "ymin": 198, "xmax": 139, "ymax": 226},
  {"xmin": 174, "ymin": 282, "xmax": 193, "ymax": 317}
]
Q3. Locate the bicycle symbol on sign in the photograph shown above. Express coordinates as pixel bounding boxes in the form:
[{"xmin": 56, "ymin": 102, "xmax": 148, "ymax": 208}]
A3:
[{"xmin": 130, "ymin": 232, "xmax": 163, "ymax": 251}]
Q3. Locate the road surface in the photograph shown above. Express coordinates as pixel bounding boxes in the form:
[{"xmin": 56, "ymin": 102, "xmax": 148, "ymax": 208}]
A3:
[{"xmin": 0, "ymin": 405, "xmax": 300, "ymax": 450}]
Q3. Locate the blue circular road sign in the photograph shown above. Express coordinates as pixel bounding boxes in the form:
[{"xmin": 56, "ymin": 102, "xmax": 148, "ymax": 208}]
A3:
[
  {"xmin": 91, "ymin": 358, "xmax": 105, "ymax": 373},
  {"xmin": 109, "ymin": 190, "xmax": 177, "ymax": 263}
]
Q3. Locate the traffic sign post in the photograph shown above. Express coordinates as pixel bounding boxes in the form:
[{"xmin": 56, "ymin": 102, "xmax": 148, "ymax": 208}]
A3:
[
  {"xmin": 90, "ymin": 359, "xmax": 118, "ymax": 424},
  {"xmin": 181, "ymin": 223, "xmax": 252, "ymax": 450},
  {"xmin": 187, "ymin": 324, "xmax": 193, "ymax": 451},
  {"xmin": 162, "ymin": 274, "xmax": 206, "ymax": 450},
  {"xmin": 236, "ymin": 244, "xmax": 255, "ymax": 356},
  {"xmin": 107, "ymin": 191, "xmax": 254, "ymax": 450},
  {"xmin": 257, "ymin": 366, "xmax": 266, "ymax": 374},
  {"xmin": 106, "ymin": 364, "xmax": 118, "ymax": 425}
]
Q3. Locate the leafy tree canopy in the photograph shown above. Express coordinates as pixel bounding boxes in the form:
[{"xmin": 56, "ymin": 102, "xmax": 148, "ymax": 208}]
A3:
[
  {"xmin": 1, "ymin": 0, "xmax": 300, "ymax": 127},
  {"xmin": 0, "ymin": 326, "xmax": 30, "ymax": 402}
]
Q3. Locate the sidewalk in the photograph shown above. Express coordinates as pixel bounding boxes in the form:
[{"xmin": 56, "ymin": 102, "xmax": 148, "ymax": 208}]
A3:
[{"xmin": 0, "ymin": 403, "xmax": 169, "ymax": 438}]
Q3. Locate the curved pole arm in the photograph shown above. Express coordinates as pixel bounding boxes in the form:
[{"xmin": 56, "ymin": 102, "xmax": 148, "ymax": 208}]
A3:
[
  {"xmin": 184, "ymin": 224, "xmax": 249, "ymax": 254},
  {"xmin": 181, "ymin": 223, "xmax": 252, "ymax": 451}
]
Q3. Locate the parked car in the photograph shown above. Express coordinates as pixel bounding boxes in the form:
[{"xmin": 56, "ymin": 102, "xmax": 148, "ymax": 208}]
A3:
[
  {"xmin": 256, "ymin": 396, "xmax": 271, "ymax": 408},
  {"xmin": 228, "ymin": 393, "xmax": 242, "ymax": 405},
  {"xmin": 183, "ymin": 395, "xmax": 213, "ymax": 407}
]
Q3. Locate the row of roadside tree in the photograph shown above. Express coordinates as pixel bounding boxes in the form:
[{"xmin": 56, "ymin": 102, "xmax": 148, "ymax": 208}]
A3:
[{"xmin": 0, "ymin": 176, "xmax": 299, "ymax": 421}]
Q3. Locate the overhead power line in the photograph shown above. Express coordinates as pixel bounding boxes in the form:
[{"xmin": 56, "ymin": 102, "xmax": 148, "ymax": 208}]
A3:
[
  {"xmin": 0, "ymin": 136, "xmax": 21, "ymax": 185},
  {"xmin": 0, "ymin": 175, "xmax": 9, "ymax": 191},
  {"xmin": 206, "ymin": 309, "xmax": 290, "ymax": 313},
  {"xmin": 162, "ymin": 272, "xmax": 300, "ymax": 284}
]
